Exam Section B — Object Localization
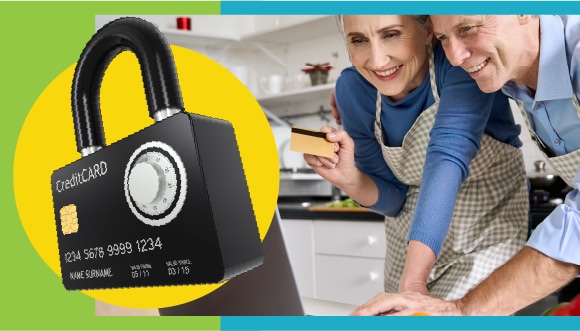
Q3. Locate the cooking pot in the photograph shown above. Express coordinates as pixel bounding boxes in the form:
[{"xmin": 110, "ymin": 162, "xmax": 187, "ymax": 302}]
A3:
[{"xmin": 527, "ymin": 160, "xmax": 569, "ymax": 194}]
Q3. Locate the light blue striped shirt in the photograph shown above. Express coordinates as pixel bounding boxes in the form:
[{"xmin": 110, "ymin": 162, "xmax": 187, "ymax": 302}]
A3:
[{"xmin": 502, "ymin": 15, "xmax": 580, "ymax": 265}]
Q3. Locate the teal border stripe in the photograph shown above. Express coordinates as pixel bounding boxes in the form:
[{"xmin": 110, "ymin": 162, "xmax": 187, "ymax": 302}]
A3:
[
  {"xmin": 220, "ymin": 1, "xmax": 580, "ymax": 14},
  {"xmin": 220, "ymin": 316, "xmax": 580, "ymax": 330}
]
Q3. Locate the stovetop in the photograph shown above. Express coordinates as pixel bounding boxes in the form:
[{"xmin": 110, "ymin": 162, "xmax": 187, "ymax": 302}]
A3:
[{"xmin": 529, "ymin": 187, "xmax": 571, "ymax": 228}]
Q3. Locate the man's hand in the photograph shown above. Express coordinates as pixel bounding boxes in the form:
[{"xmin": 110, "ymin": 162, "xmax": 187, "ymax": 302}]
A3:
[{"xmin": 349, "ymin": 291, "xmax": 463, "ymax": 316}]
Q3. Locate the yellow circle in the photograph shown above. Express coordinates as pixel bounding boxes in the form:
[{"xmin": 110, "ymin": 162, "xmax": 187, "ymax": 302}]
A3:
[{"xmin": 13, "ymin": 46, "xmax": 278, "ymax": 308}]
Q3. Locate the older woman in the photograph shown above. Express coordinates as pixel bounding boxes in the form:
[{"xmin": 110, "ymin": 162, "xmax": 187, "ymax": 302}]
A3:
[{"xmin": 304, "ymin": 15, "xmax": 529, "ymax": 300}]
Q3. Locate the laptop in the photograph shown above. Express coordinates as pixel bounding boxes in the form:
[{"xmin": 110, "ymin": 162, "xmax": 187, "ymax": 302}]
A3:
[{"xmin": 158, "ymin": 208, "xmax": 358, "ymax": 316}]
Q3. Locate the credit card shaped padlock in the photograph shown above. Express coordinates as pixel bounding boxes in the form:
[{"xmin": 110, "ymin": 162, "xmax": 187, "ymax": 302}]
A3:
[{"xmin": 50, "ymin": 17, "xmax": 263, "ymax": 290}]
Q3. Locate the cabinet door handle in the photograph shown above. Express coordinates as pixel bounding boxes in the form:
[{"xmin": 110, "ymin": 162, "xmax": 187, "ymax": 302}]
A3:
[
  {"xmin": 369, "ymin": 271, "xmax": 379, "ymax": 282},
  {"xmin": 367, "ymin": 235, "xmax": 377, "ymax": 246}
]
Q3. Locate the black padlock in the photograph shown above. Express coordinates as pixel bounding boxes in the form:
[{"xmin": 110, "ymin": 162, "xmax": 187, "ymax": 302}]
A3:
[{"xmin": 50, "ymin": 17, "xmax": 264, "ymax": 290}]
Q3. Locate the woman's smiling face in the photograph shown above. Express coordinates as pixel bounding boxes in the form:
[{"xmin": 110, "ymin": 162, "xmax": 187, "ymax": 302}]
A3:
[{"xmin": 342, "ymin": 15, "xmax": 433, "ymax": 101}]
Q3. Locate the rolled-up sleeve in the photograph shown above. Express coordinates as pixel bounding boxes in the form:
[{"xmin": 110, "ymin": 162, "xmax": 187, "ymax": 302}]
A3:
[{"xmin": 526, "ymin": 172, "xmax": 580, "ymax": 265}]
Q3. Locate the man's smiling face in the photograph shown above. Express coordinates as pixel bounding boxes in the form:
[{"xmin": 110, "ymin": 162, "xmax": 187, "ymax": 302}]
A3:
[{"xmin": 430, "ymin": 15, "xmax": 532, "ymax": 93}]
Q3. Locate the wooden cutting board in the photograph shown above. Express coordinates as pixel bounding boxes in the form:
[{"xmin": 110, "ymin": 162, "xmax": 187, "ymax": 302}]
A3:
[{"xmin": 307, "ymin": 206, "xmax": 371, "ymax": 213}]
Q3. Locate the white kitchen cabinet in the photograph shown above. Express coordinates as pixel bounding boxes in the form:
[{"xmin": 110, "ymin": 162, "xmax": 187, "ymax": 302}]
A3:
[
  {"xmin": 314, "ymin": 220, "xmax": 386, "ymax": 259},
  {"xmin": 316, "ymin": 254, "xmax": 384, "ymax": 306},
  {"xmin": 314, "ymin": 220, "xmax": 386, "ymax": 305},
  {"xmin": 280, "ymin": 219, "xmax": 316, "ymax": 298},
  {"xmin": 281, "ymin": 218, "xmax": 386, "ymax": 306}
]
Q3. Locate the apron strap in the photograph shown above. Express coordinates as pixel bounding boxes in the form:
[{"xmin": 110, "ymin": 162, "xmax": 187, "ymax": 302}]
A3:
[
  {"xmin": 516, "ymin": 100, "xmax": 555, "ymax": 157},
  {"xmin": 427, "ymin": 44, "xmax": 439, "ymax": 103}
]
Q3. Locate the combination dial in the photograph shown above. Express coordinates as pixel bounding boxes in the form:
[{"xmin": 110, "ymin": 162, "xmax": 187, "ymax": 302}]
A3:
[{"xmin": 124, "ymin": 141, "xmax": 187, "ymax": 226}]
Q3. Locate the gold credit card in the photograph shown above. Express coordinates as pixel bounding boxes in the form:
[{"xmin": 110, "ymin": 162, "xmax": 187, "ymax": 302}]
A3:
[{"xmin": 289, "ymin": 127, "xmax": 334, "ymax": 158}]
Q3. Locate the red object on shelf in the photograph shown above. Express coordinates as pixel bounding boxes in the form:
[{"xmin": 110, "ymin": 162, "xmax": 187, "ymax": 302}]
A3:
[
  {"xmin": 177, "ymin": 17, "xmax": 191, "ymax": 31},
  {"xmin": 301, "ymin": 62, "xmax": 333, "ymax": 74}
]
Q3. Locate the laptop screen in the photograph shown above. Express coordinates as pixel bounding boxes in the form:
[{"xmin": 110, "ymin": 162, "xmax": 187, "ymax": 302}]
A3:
[{"xmin": 158, "ymin": 208, "xmax": 305, "ymax": 316}]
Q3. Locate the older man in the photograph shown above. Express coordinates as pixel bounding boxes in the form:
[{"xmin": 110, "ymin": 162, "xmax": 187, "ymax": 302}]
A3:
[{"xmin": 351, "ymin": 15, "xmax": 580, "ymax": 316}]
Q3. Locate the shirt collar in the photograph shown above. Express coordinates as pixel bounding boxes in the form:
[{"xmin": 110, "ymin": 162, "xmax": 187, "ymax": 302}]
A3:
[
  {"xmin": 535, "ymin": 15, "xmax": 574, "ymax": 101},
  {"xmin": 502, "ymin": 16, "xmax": 573, "ymax": 102}
]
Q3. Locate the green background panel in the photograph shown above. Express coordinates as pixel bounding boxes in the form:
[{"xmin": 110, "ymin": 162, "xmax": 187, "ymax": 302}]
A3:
[
  {"xmin": 4, "ymin": 1, "xmax": 580, "ymax": 330},
  {"xmin": 1, "ymin": 2, "xmax": 220, "ymax": 330}
]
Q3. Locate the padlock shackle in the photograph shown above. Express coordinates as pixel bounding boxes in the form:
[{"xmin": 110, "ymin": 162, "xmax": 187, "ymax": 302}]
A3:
[{"xmin": 72, "ymin": 17, "xmax": 185, "ymax": 155}]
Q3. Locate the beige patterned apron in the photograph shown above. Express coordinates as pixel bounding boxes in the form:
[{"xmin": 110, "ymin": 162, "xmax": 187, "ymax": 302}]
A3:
[
  {"xmin": 516, "ymin": 97, "xmax": 580, "ymax": 187},
  {"xmin": 376, "ymin": 46, "xmax": 529, "ymax": 300}
]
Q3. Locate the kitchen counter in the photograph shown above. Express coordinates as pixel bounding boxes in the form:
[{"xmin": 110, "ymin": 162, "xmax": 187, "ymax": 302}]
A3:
[
  {"xmin": 277, "ymin": 197, "xmax": 384, "ymax": 221},
  {"xmin": 301, "ymin": 296, "xmax": 358, "ymax": 316}
]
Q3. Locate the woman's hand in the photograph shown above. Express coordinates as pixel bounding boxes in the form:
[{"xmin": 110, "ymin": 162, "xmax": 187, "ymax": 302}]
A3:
[
  {"xmin": 397, "ymin": 240, "xmax": 436, "ymax": 296},
  {"xmin": 304, "ymin": 126, "xmax": 379, "ymax": 208},
  {"xmin": 303, "ymin": 126, "xmax": 357, "ymax": 187},
  {"xmin": 399, "ymin": 282, "xmax": 430, "ymax": 296}
]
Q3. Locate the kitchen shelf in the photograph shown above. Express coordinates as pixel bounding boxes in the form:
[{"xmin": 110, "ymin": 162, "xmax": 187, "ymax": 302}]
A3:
[
  {"xmin": 161, "ymin": 16, "xmax": 336, "ymax": 48},
  {"xmin": 241, "ymin": 16, "xmax": 337, "ymax": 44},
  {"xmin": 256, "ymin": 83, "xmax": 334, "ymax": 109},
  {"xmin": 97, "ymin": 15, "xmax": 339, "ymax": 63},
  {"xmin": 160, "ymin": 28, "xmax": 238, "ymax": 49},
  {"xmin": 160, "ymin": 15, "xmax": 337, "ymax": 67}
]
